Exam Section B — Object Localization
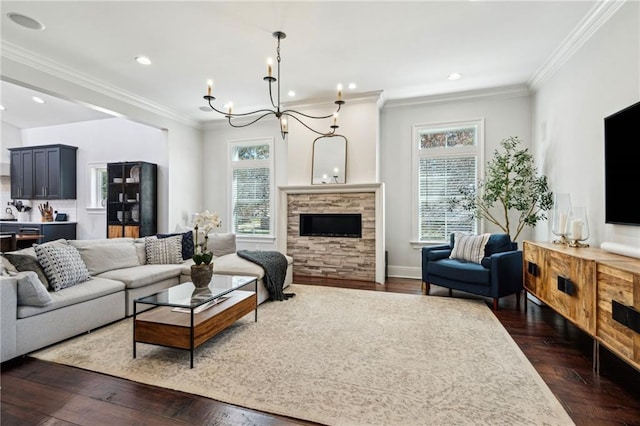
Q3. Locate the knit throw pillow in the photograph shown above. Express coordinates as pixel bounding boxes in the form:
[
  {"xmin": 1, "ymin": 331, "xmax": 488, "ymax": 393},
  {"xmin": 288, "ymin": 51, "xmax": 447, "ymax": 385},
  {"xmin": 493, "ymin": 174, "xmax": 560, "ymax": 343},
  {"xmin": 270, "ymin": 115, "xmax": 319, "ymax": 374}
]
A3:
[
  {"xmin": 145, "ymin": 235, "xmax": 183, "ymax": 264},
  {"xmin": 34, "ymin": 244, "xmax": 91, "ymax": 291},
  {"xmin": 449, "ymin": 233, "xmax": 491, "ymax": 264}
]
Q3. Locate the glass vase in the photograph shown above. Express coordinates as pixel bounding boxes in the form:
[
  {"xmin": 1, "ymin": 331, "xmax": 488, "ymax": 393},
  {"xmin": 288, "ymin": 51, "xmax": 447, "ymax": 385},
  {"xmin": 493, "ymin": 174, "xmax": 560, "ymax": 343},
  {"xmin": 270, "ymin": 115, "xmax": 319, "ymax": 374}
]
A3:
[
  {"xmin": 551, "ymin": 193, "xmax": 571, "ymax": 245},
  {"xmin": 567, "ymin": 207, "xmax": 590, "ymax": 248}
]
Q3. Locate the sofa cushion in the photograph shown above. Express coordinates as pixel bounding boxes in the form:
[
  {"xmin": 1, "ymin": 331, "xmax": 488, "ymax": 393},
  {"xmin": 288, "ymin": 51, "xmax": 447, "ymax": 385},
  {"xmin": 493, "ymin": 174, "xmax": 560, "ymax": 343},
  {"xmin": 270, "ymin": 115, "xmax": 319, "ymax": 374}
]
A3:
[
  {"xmin": 450, "ymin": 233, "xmax": 490, "ymax": 264},
  {"xmin": 4, "ymin": 252, "xmax": 50, "ymax": 289},
  {"xmin": 428, "ymin": 258, "xmax": 491, "ymax": 286},
  {"xmin": 34, "ymin": 244, "xmax": 91, "ymax": 291},
  {"xmin": 73, "ymin": 242, "xmax": 140, "ymax": 275},
  {"xmin": 17, "ymin": 276, "xmax": 124, "ymax": 319},
  {"xmin": 157, "ymin": 231, "xmax": 194, "ymax": 260},
  {"xmin": 207, "ymin": 233, "xmax": 237, "ymax": 257},
  {"xmin": 98, "ymin": 264, "xmax": 184, "ymax": 289},
  {"xmin": 16, "ymin": 271, "xmax": 53, "ymax": 306},
  {"xmin": 484, "ymin": 233, "xmax": 513, "ymax": 257},
  {"xmin": 145, "ymin": 236, "xmax": 183, "ymax": 265}
]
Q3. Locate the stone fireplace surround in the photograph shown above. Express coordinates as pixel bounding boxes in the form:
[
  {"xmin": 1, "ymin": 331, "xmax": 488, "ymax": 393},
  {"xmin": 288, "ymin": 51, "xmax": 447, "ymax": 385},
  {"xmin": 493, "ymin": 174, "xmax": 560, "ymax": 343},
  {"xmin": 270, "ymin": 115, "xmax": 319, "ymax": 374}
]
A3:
[{"xmin": 277, "ymin": 183, "xmax": 385, "ymax": 284}]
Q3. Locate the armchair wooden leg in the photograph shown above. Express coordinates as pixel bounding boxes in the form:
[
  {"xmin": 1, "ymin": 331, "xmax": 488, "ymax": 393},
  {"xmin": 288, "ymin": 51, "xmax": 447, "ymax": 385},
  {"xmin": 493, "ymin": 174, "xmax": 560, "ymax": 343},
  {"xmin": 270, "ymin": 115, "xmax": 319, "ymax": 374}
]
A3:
[
  {"xmin": 421, "ymin": 281, "xmax": 430, "ymax": 295},
  {"xmin": 516, "ymin": 291, "xmax": 521, "ymax": 311},
  {"xmin": 493, "ymin": 298, "xmax": 499, "ymax": 311}
]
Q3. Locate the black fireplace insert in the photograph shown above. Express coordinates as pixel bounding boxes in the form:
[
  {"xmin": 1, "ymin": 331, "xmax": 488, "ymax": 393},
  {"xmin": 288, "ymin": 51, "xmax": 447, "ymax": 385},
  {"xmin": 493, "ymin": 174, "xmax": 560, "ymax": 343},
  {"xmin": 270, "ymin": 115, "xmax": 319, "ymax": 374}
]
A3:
[{"xmin": 299, "ymin": 213, "xmax": 362, "ymax": 238}]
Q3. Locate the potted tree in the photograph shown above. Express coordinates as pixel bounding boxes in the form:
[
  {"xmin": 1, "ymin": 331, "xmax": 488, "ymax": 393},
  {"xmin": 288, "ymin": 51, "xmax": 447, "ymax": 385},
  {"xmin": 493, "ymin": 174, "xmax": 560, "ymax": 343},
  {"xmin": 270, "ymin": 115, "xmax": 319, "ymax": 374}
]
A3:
[{"xmin": 449, "ymin": 136, "xmax": 553, "ymax": 241}]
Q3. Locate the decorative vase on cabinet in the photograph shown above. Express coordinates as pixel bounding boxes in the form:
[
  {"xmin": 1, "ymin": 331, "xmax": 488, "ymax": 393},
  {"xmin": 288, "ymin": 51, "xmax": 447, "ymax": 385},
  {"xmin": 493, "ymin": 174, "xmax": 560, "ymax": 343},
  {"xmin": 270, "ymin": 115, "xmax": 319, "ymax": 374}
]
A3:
[{"xmin": 106, "ymin": 161, "xmax": 157, "ymax": 238}]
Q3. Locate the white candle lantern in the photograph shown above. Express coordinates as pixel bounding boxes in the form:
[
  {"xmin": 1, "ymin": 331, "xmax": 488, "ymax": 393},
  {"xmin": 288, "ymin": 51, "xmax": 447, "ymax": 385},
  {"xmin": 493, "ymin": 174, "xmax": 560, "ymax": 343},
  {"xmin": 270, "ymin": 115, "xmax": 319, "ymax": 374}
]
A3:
[
  {"xmin": 551, "ymin": 193, "xmax": 571, "ymax": 245},
  {"xmin": 567, "ymin": 207, "xmax": 590, "ymax": 247}
]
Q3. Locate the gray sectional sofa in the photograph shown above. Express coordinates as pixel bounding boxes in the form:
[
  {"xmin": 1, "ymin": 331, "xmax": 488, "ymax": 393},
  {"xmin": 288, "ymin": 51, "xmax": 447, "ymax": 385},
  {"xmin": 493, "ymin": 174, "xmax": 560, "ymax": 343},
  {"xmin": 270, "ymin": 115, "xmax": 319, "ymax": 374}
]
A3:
[{"xmin": 0, "ymin": 237, "xmax": 292, "ymax": 363}]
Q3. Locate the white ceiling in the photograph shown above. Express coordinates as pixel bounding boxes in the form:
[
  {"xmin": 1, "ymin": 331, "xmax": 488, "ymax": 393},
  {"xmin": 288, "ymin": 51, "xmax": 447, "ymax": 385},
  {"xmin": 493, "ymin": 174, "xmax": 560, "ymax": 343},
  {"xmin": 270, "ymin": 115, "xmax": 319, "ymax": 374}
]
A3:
[{"xmin": 0, "ymin": 1, "xmax": 598, "ymax": 129}]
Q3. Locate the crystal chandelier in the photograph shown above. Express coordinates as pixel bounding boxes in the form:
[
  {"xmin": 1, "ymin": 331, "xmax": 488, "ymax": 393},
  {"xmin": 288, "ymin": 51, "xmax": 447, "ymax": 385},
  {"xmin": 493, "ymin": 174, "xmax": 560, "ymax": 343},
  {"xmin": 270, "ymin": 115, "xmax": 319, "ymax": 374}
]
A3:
[{"xmin": 203, "ymin": 31, "xmax": 345, "ymax": 139}]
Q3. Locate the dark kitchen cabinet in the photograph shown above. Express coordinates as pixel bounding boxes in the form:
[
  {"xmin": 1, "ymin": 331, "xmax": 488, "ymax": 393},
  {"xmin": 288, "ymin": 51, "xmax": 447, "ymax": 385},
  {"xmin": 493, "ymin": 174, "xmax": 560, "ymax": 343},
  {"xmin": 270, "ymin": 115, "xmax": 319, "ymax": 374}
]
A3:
[
  {"xmin": 10, "ymin": 149, "xmax": 34, "ymax": 199},
  {"xmin": 9, "ymin": 144, "xmax": 77, "ymax": 200}
]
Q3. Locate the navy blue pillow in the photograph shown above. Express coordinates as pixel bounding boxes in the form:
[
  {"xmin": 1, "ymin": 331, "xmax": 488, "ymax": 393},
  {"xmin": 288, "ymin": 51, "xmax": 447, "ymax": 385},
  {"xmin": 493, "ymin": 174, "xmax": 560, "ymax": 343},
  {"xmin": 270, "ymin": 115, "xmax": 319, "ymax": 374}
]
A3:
[
  {"xmin": 484, "ymin": 234, "xmax": 512, "ymax": 257},
  {"xmin": 157, "ymin": 231, "xmax": 194, "ymax": 260}
]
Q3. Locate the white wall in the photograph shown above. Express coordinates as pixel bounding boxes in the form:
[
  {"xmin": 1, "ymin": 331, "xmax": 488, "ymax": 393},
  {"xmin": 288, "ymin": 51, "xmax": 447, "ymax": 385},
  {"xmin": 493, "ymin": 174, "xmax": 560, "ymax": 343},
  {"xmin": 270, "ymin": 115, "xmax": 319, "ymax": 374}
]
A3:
[
  {"xmin": 531, "ymin": 1, "xmax": 640, "ymax": 248},
  {"xmin": 0, "ymin": 122, "xmax": 23, "ymax": 205},
  {"xmin": 381, "ymin": 89, "xmax": 532, "ymax": 278},
  {"xmin": 285, "ymin": 93, "xmax": 382, "ymax": 185},
  {"xmin": 22, "ymin": 118, "xmax": 168, "ymax": 239}
]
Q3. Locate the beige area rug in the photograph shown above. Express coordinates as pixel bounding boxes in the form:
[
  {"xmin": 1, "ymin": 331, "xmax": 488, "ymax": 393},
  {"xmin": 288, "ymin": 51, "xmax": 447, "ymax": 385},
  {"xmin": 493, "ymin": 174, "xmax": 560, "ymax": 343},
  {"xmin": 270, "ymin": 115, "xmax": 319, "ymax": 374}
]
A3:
[{"xmin": 31, "ymin": 284, "xmax": 573, "ymax": 426}]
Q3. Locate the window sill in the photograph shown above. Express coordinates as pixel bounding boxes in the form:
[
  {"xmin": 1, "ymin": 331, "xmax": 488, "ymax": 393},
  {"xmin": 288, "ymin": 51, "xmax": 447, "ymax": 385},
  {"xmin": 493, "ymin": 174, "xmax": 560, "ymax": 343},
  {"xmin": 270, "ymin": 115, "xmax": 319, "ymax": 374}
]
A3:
[
  {"xmin": 410, "ymin": 240, "xmax": 448, "ymax": 249},
  {"xmin": 86, "ymin": 207, "xmax": 106, "ymax": 215}
]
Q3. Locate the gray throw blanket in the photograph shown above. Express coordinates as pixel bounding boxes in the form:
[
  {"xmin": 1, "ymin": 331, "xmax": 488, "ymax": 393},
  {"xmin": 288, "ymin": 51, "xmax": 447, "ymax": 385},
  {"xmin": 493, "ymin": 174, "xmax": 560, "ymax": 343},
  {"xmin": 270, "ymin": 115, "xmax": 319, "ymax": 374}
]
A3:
[{"xmin": 236, "ymin": 250, "xmax": 289, "ymax": 301}]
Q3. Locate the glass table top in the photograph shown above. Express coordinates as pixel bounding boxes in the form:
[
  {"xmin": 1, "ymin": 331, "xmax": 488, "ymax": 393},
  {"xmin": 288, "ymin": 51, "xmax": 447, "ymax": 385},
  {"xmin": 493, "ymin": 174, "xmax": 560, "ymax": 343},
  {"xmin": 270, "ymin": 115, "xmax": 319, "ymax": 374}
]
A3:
[{"xmin": 134, "ymin": 275, "xmax": 257, "ymax": 309}]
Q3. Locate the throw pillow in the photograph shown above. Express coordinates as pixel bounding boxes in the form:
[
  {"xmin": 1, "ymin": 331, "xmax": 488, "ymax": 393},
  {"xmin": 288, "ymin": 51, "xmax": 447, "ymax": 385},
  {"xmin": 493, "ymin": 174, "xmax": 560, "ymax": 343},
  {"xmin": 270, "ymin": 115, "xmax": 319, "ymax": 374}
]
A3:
[
  {"xmin": 449, "ymin": 233, "xmax": 491, "ymax": 264},
  {"xmin": 207, "ymin": 233, "xmax": 237, "ymax": 257},
  {"xmin": 145, "ymin": 235, "xmax": 183, "ymax": 264},
  {"xmin": 16, "ymin": 271, "xmax": 53, "ymax": 306},
  {"xmin": 73, "ymin": 242, "xmax": 140, "ymax": 275},
  {"xmin": 157, "ymin": 231, "xmax": 194, "ymax": 260},
  {"xmin": 34, "ymin": 244, "xmax": 91, "ymax": 291},
  {"xmin": 4, "ymin": 252, "xmax": 50, "ymax": 290}
]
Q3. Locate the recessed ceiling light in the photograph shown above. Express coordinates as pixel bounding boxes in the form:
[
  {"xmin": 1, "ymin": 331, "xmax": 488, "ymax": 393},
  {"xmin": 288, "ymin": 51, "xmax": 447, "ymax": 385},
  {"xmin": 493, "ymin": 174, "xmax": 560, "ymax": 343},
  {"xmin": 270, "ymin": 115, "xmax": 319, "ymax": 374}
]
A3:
[
  {"xmin": 0, "ymin": 105, "xmax": 5, "ymax": 111},
  {"xmin": 135, "ymin": 56, "xmax": 152, "ymax": 65},
  {"xmin": 288, "ymin": 90, "xmax": 296, "ymax": 97},
  {"xmin": 32, "ymin": 96, "xmax": 45, "ymax": 104},
  {"xmin": 448, "ymin": 72, "xmax": 463, "ymax": 81},
  {"xmin": 348, "ymin": 83, "xmax": 357, "ymax": 90},
  {"xmin": 7, "ymin": 12, "xmax": 45, "ymax": 30}
]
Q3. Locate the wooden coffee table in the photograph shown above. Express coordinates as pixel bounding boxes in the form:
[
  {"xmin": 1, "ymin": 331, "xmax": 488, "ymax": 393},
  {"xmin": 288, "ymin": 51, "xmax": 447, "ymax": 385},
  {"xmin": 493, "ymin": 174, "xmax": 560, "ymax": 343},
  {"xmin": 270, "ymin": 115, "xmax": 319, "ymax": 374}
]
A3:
[{"xmin": 133, "ymin": 275, "xmax": 257, "ymax": 368}]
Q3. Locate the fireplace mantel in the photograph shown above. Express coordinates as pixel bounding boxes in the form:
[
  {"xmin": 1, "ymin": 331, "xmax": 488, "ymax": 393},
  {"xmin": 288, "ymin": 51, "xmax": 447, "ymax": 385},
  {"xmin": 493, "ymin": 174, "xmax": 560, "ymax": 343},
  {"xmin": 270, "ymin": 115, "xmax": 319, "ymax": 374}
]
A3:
[{"xmin": 277, "ymin": 183, "xmax": 385, "ymax": 284}]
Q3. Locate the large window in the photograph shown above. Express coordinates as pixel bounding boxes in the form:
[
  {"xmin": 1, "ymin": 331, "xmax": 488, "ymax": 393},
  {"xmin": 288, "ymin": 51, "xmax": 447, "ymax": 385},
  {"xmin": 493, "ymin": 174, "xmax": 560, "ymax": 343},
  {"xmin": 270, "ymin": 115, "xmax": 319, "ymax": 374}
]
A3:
[
  {"xmin": 229, "ymin": 138, "xmax": 274, "ymax": 237},
  {"xmin": 412, "ymin": 120, "xmax": 483, "ymax": 243}
]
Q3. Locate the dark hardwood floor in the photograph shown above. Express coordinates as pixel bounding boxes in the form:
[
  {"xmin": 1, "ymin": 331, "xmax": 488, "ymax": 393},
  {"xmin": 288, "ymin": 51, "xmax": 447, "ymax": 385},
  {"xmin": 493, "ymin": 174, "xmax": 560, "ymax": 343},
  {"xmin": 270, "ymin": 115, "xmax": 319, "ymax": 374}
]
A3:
[{"xmin": 3, "ymin": 277, "xmax": 640, "ymax": 425}]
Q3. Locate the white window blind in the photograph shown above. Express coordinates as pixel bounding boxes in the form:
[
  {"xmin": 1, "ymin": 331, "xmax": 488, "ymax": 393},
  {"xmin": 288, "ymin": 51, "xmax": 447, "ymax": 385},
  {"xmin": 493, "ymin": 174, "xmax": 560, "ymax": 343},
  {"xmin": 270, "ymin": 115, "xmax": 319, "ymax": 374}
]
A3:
[
  {"xmin": 229, "ymin": 139, "xmax": 273, "ymax": 237},
  {"xmin": 412, "ymin": 121, "xmax": 483, "ymax": 243},
  {"xmin": 418, "ymin": 156, "xmax": 476, "ymax": 240}
]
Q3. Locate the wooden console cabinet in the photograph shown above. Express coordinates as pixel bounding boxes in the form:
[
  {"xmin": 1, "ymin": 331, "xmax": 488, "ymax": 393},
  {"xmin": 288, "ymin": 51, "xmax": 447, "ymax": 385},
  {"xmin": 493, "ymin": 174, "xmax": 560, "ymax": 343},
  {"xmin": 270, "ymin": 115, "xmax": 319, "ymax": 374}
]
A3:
[{"xmin": 524, "ymin": 241, "xmax": 640, "ymax": 372}]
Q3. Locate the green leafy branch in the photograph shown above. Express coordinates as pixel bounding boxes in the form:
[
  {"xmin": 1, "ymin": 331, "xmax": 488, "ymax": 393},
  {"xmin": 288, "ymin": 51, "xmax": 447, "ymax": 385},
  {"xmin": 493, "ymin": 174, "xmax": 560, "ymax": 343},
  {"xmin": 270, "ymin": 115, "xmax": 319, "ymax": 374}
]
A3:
[{"xmin": 449, "ymin": 136, "xmax": 553, "ymax": 240}]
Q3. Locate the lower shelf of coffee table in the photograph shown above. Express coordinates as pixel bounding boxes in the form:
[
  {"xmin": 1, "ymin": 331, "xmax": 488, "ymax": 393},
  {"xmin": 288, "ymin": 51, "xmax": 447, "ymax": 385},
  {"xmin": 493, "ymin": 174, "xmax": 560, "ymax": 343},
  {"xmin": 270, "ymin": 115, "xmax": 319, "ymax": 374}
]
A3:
[{"xmin": 134, "ymin": 290, "xmax": 256, "ymax": 350}]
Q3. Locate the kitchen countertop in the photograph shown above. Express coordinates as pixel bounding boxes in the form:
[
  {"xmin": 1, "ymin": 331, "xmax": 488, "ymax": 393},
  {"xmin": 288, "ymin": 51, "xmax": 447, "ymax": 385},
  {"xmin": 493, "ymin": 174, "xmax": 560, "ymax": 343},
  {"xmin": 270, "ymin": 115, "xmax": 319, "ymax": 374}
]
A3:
[{"xmin": 0, "ymin": 221, "xmax": 77, "ymax": 225}]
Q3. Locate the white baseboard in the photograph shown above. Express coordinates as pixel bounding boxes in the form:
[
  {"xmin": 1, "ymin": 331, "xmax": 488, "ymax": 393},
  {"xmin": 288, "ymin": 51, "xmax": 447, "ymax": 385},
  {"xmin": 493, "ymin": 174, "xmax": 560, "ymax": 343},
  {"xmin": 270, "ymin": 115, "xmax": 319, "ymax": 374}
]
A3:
[{"xmin": 387, "ymin": 265, "xmax": 421, "ymax": 280}]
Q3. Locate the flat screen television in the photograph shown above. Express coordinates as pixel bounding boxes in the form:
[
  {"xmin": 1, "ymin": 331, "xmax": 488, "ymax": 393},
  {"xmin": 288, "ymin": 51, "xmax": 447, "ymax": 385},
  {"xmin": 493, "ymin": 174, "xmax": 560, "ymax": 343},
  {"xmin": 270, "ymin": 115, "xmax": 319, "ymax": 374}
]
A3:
[{"xmin": 604, "ymin": 100, "xmax": 640, "ymax": 225}]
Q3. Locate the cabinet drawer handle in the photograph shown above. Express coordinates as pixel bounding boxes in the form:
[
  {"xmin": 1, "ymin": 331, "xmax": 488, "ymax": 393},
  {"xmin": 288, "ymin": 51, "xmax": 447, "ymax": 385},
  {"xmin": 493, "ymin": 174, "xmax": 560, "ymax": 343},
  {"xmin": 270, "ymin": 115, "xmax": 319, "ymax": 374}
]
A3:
[
  {"xmin": 612, "ymin": 300, "xmax": 640, "ymax": 334},
  {"xmin": 557, "ymin": 275, "xmax": 574, "ymax": 296},
  {"xmin": 527, "ymin": 261, "xmax": 538, "ymax": 277}
]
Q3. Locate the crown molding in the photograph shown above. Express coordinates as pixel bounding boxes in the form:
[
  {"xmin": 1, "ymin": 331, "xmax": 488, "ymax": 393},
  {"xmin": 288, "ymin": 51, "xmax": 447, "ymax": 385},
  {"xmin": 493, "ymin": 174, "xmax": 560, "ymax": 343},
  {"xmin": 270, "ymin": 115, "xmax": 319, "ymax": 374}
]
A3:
[
  {"xmin": 528, "ymin": 0, "xmax": 626, "ymax": 90},
  {"xmin": 1, "ymin": 41, "xmax": 199, "ymax": 128},
  {"xmin": 281, "ymin": 90, "xmax": 384, "ymax": 110},
  {"xmin": 383, "ymin": 84, "xmax": 530, "ymax": 109}
]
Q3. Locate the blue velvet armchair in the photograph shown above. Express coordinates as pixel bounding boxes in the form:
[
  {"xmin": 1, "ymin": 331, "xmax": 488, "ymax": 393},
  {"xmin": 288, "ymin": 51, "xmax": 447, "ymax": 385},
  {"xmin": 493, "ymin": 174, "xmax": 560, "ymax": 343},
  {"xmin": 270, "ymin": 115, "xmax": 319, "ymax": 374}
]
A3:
[{"xmin": 421, "ymin": 233, "xmax": 523, "ymax": 310}]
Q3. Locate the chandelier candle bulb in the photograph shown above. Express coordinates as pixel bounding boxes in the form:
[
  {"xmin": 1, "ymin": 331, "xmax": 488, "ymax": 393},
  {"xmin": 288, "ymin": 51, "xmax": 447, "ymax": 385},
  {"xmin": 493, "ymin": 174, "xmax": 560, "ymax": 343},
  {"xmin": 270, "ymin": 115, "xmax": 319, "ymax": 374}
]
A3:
[
  {"xmin": 281, "ymin": 118, "xmax": 288, "ymax": 133},
  {"xmin": 207, "ymin": 80, "xmax": 213, "ymax": 97},
  {"xmin": 337, "ymin": 84, "xmax": 343, "ymax": 101},
  {"xmin": 267, "ymin": 58, "xmax": 273, "ymax": 77}
]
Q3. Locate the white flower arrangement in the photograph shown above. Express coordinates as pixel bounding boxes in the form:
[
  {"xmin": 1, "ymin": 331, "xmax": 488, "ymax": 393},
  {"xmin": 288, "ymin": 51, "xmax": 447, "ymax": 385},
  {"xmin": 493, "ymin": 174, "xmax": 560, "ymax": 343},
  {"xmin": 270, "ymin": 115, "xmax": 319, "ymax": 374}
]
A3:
[{"xmin": 192, "ymin": 210, "xmax": 222, "ymax": 265}]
